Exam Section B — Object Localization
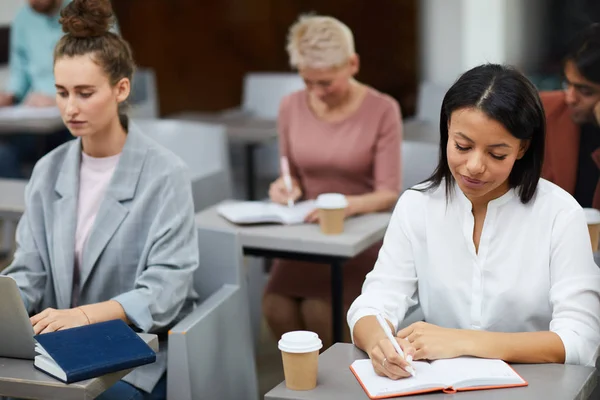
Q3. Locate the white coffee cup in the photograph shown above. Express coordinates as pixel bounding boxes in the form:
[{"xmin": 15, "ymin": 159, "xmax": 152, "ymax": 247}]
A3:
[
  {"xmin": 278, "ymin": 331, "xmax": 323, "ymax": 390},
  {"xmin": 583, "ymin": 208, "xmax": 600, "ymax": 252},
  {"xmin": 316, "ymin": 193, "xmax": 348, "ymax": 235}
]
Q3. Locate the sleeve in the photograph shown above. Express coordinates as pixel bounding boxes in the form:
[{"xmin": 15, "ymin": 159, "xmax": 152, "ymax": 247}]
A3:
[
  {"xmin": 112, "ymin": 165, "xmax": 199, "ymax": 332},
  {"xmin": 548, "ymin": 207, "xmax": 600, "ymax": 367},
  {"xmin": 373, "ymin": 99, "xmax": 402, "ymax": 193},
  {"xmin": 347, "ymin": 191, "xmax": 419, "ymax": 340},
  {"xmin": 1, "ymin": 177, "xmax": 47, "ymax": 313},
  {"xmin": 277, "ymin": 94, "xmax": 300, "ymax": 178},
  {"xmin": 6, "ymin": 13, "xmax": 31, "ymax": 100}
]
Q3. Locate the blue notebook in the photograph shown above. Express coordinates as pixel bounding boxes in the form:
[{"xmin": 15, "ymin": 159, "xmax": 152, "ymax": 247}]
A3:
[{"xmin": 33, "ymin": 319, "xmax": 156, "ymax": 383}]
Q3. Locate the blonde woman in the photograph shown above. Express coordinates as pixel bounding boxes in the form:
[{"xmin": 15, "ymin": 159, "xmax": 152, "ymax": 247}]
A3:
[{"xmin": 263, "ymin": 15, "xmax": 403, "ymax": 347}]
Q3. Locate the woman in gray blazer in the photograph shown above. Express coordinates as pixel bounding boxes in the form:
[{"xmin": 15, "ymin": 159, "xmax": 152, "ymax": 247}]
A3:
[{"xmin": 1, "ymin": 1, "xmax": 198, "ymax": 399}]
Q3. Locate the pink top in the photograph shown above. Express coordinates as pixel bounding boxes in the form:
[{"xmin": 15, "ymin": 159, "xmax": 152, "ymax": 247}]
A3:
[
  {"xmin": 278, "ymin": 87, "xmax": 402, "ymax": 199},
  {"xmin": 72, "ymin": 151, "xmax": 121, "ymax": 306},
  {"xmin": 265, "ymin": 88, "xmax": 402, "ymax": 306}
]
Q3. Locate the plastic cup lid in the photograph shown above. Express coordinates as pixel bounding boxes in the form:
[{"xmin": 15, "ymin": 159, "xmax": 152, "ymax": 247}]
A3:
[
  {"xmin": 583, "ymin": 208, "xmax": 600, "ymax": 225},
  {"xmin": 316, "ymin": 193, "xmax": 348, "ymax": 210},
  {"xmin": 278, "ymin": 330, "xmax": 323, "ymax": 353}
]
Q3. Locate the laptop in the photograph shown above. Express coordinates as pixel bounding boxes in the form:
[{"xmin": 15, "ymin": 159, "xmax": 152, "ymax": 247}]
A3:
[{"xmin": 0, "ymin": 276, "xmax": 36, "ymax": 359}]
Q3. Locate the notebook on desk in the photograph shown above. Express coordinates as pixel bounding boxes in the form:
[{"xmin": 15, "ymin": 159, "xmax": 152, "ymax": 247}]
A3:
[
  {"xmin": 217, "ymin": 200, "xmax": 316, "ymax": 225},
  {"xmin": 350, "ymin": 357, "xmax": 527, "ymax": 399},
  {"xmin": 34, "ymin": 320, "xmax": 156, "ymax": 383}
]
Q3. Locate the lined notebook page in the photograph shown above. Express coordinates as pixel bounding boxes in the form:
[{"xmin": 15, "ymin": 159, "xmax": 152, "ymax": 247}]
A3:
[{"xmin": 431, "ymin": 357, "xmax": 525, "ymax": 388}]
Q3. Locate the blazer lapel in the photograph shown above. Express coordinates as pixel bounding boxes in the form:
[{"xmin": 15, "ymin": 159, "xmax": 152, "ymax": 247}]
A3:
[
  {"xmin": 52, "ymin": 139, "xmax": 81, "ymax": 310},
  {"xmin": 79, "ymin": 127, "xmax": 149, "ymax": 290}
]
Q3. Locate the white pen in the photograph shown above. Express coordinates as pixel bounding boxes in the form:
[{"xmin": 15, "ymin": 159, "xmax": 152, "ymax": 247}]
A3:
[
  {"xmin": 280, "ymin": 156, "xmax": 294, "ymax": 207},
  {"xmin": 376, "ymin": 314, "xmax": 416, "ymax": 377}
]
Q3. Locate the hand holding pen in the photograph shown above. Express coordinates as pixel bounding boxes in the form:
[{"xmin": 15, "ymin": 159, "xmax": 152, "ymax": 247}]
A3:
[
  {"xmin": 269, "ymin": 156, "xmax": 302, "ymax": 206},
  {"xmin": 370, "ymin": 314, "xmax": 416, "ymax": 379},
  {"xmin": 280, "ymin": 156, "xmax": 295, "ymax": 207}
]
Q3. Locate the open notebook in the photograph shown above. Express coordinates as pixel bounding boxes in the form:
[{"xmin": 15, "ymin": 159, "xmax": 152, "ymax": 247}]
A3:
[
  {"xmin": 350, "ymin": 357, "xmax": 527, "ymax": 399},
  {"xmin": 217, "ymin": 200, "xmax": 316, "ymax": 225}
]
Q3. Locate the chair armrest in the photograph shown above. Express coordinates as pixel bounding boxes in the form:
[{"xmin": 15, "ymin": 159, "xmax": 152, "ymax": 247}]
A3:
[
  {"xmin": 170, "ymin": 284, "xmax": 237, "ymax": 334},
  {"xmin": 167, "ymin": 284, "xmax": 258, "ymax": 400}
]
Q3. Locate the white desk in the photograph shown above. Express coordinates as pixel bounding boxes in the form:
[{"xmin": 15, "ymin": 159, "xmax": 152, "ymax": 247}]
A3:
[
  {"xmin": 0, "ymin": 107, "xmax": 64, "ymax": 134},
  {"xmin": 265, "ymin": 343, "xmax": 598, "ymax": 400},
  {"xmin": 195, "ymin": 202, "xmax": 391, "ymax": 343},
  {"xmin": 0, "ymin": 333, "xmax": 158, "ymax": 400}
]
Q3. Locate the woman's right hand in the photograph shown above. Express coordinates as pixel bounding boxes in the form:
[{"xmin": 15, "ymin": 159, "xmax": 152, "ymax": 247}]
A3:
[
  {"xmin": 369, "ymin": 337, "xmax": 416, "ymax": 380},
  {"xmin": 269, "ymin": 176, "xmax": 302, "ymax": 205}
]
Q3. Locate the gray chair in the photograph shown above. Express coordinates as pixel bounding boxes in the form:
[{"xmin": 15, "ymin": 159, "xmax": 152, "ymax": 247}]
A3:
[
  {"xmin": 403, "ymin": 81, "xmax": 447, "ymax": 144},
  {"xmin": 133, "ymin": 119, "xmax": 232, "ymax": 212},
  {"xmin": 240, "ymin": 73, "xmax": 305, "ymax": 120},
  {"xmin": 167, "ymin": 227, "xmax": 259, "ymax": 400},
  {"xmin": 0, "ymin": 179, "xmax": 27, "ymax": 260},
  {"xmin": 401, "ymin": 140, "xmax": 439, "ymax": 192},
  {"xmin": 130, "ymin": 68, "xmax": 160, "ymax": 119}
]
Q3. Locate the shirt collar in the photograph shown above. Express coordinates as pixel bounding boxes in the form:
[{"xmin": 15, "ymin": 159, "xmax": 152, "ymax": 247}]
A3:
[{"xmin": 454, "ymin": 180, "xmax": 516, "ymax": 211}]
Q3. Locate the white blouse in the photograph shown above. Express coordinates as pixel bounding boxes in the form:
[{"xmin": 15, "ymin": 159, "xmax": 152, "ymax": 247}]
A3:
[{"xmin": 348, "ymin": 179, "xmax": 600, "ymax": 367}]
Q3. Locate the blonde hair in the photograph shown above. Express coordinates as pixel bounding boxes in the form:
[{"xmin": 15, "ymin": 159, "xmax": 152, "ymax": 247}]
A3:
[{"xmin": 286, "ymin": 15, "xmax": 355, "ymax": 69}]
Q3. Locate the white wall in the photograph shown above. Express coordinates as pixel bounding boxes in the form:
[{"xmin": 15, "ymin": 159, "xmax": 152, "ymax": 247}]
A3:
[
  {"xmin": 504, "ymin": 0, "xmax": 548, "ymax": 72},
  {"xmin": 419, "ymin": 0, "xmax": 547, "ymax": 86},
  {"xmin": 419, "ymin": 0, "xmax": 464, "ymax": 86},
  {"xmin": 0, "ymin": 0, "xmax": 23, "ymax": 26}
]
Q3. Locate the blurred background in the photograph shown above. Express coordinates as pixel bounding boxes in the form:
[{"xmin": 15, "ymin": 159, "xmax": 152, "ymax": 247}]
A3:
[
  {"xmin": 0, "ymin": 1, "xmax": 599, "ymax": 397},
  {"xmin": 2, "ymin": 0, "xmax": 599, "ymax": 117}
]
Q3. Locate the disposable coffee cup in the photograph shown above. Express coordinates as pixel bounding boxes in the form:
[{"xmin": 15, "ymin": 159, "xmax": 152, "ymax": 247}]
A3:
[
  {"xmin": 316, "ymin": 193, "xmax": 348, "ymax": 235},
  {"xmin": 278, "ymin": 331, "xmax": 323, "ymax": 391},
  {"xmin": 583, "ymin": 208, "xmax": 600, "ymax": 252}
]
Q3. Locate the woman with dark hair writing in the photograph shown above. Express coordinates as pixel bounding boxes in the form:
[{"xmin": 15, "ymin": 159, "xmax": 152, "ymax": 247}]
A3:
[{"xmin": 348, "ymin": 64, "xmax": 600, "ymax": 380}]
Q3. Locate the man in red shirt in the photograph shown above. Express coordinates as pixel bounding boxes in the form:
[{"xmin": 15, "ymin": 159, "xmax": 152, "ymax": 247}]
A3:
[{"xmin": 542, "ymin": 23, "xmax": 600, "ymax": 209}]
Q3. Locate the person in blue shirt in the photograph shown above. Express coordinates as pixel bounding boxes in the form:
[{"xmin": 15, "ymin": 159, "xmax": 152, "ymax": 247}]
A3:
[{"xmin": 0, "ymin": 0, "xmax": 72, "ymax": 178}]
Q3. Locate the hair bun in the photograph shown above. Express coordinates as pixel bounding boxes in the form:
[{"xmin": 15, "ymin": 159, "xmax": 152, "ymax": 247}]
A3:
[{"xmin": 60, "ymin": 0, "xmax": 114, "ymax": 38}]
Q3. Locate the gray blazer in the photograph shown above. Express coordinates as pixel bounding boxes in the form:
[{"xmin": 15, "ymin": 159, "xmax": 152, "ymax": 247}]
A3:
[{"xmin": 2, "ymin": 124, "xmax": 199, "ymax": 392}]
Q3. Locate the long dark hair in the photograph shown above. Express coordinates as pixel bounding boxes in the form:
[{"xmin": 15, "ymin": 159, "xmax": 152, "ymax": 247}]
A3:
[{"xmin": 417, "ymin": 64, "xmax": 545, "ymax": 204}]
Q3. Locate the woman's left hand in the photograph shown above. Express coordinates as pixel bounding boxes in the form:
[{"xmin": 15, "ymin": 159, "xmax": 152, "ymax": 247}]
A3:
[
  {"xmin": 397, "ymin": 321, "xmax": 471, "ymax": 361},
  {"xmin": 30, "ymin": 307, "xmax": 90, "ymax": 334},
  {"xmin": 304, "ymin": 196, "xmax": 357, "ymax": 223}
]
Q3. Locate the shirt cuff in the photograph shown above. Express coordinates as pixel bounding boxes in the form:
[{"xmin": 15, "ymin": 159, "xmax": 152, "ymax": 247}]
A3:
[
  {"xmin": 112, "ymin": 291, "xmax": 154, "ymax": 332},
  {"xmin": 348, "ymin": 307, "xmax": 397, "ymax": 344},
  {"xmin": 553, "ymin": 329, "xmax": 582, "ymax": 366}
]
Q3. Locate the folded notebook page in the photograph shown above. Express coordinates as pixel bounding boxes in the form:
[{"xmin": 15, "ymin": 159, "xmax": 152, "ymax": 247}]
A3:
[
  {"xmin": 217, "ymin": 200, "xmax": 316, "ymax": 225},
  {"xmin": 34, "ymin": 320, "xmax": 156, "ymax": 383},
  {"xmin": 350, "ymin": 357, "xmax": 527, "ymax": 399}
]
